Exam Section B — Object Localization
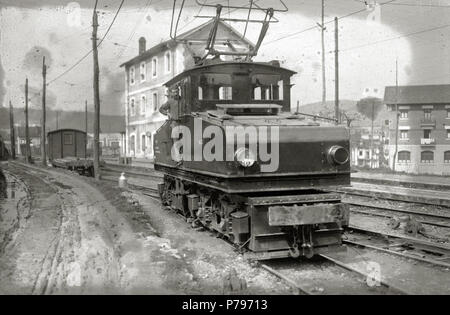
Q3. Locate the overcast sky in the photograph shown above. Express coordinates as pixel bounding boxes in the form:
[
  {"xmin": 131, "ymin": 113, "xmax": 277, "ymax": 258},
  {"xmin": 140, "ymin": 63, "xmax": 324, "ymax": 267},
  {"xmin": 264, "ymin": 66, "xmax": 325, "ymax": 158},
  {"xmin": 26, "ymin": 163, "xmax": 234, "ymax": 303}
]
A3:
[{"xmin": 1, "ymin": 0, "xmax": 449, "ymax": 115}]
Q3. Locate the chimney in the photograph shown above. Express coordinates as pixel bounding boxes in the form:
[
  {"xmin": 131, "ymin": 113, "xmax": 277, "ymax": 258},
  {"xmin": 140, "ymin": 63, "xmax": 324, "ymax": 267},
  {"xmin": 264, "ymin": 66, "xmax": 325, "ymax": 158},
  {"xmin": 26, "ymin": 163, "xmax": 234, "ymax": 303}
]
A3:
[{"xmin": 139, "ymin": 37, "xmax": 146, "ymax": 55}]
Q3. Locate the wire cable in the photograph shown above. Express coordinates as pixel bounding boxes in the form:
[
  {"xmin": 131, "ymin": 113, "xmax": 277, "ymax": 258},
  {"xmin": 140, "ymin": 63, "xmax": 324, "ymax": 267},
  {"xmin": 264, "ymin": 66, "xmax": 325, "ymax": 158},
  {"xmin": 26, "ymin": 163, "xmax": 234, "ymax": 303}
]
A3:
[
  {"xmin": 264, "ymin": 0, "xmax": 397, "ymax": 46},
  {"xmin": 47, "ymin": 0, "xmax": 126, "ymax": 86}
]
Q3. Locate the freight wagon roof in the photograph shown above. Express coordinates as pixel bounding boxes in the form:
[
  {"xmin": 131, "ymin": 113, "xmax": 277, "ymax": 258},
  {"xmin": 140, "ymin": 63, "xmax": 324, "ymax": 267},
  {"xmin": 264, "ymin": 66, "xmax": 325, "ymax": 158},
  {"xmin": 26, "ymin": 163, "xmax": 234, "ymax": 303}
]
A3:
[{"xmin": 47, "ymin": 129, "xmax": 86, "ymax": 136}]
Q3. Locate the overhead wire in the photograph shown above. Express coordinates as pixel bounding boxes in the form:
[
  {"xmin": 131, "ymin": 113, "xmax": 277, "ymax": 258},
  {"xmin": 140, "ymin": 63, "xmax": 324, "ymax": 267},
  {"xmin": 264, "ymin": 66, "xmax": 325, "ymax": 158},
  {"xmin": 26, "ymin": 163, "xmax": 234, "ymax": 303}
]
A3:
[{"xmin": 47, "ymin": 0, "xmax": 126, "ymax": 86}]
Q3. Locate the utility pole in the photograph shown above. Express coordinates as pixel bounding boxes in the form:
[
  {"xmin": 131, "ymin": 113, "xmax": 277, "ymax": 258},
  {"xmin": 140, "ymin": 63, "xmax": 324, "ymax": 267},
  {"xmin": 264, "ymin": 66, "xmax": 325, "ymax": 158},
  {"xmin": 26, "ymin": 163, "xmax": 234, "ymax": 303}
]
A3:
[
  {"xmin": 370, "ymin": 102, "xmax": 375, "ymax": 169},
  {"xmin": 92, "ymin": 4, "xmax": 101, "ymax": 180},
  {"xmin": 41, "ymin": 56, "xmax": 47, "ymax": 166},
  {"xmin": 321, "ymin": 0, "xmax": 326, "ymax": 107},
  {"xmin": 56, "ymin": 111, "xmax": 59, "ymax": 129},
  {"xmin": 334, "ymin": 17, "xmax": 339, "ymax": 125},
  {"xmin": 85, "ymin": 100, "xmax": 88, "ymax": 159},
  {"xmin": 393, "ymin": 59, "xmax": 399, "ymax": 172},
  {"xmin": 25, "ymin": 78, "xmax": 32, "ymax": 163},
  {"xmin": 9, "ymin": 101, "xmax": 16, "ymax": 160}
]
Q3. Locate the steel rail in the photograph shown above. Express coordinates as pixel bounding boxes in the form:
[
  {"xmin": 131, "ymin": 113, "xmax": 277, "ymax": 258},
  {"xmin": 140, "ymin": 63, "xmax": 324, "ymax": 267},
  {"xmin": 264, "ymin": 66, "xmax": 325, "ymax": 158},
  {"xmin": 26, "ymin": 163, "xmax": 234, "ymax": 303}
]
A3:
[
  {"xmin": 259, "ymin": 263, "xmax": 312, "ymax": 295},
  {"xmin": 343, "ymin": 239, "xmax": 450, "ymax": 269},
  {"xmin": 350, "ymin": 208, "xmax": 450, "ymax": 229},
  {"xmin": 346, "ymin": 200, "xmax": 450, "ymax": 221},
  {"xmin": 348, "ymin": 225, "xmax": 450, "ymax": 251},
  {"xmin": 337, "ymin": 188, "xmax": 450, "ymax": 208}
]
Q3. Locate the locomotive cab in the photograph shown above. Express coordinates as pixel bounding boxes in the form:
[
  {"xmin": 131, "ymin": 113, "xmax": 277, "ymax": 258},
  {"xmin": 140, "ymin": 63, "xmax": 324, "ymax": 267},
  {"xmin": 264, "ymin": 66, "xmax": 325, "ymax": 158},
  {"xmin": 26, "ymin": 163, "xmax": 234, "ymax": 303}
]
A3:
[
  {"xmin": 154, "ymin": 60, "xmax": 351, "ymax": 259},
  {"xmin": 162, "ymin": 60, "xmax": 293, "ymax": 120}
]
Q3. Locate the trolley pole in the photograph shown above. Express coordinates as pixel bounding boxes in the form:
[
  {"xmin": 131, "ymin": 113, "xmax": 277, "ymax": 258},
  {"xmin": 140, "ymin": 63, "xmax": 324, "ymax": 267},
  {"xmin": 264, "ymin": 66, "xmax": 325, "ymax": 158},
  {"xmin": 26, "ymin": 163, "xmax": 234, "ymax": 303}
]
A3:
[
  {"xmin": 25, "ymin": 78, "xmax": 32, "ymax": 163},
  {"xmin": 9, "ymin": 100, "xmax": 16, "ymax": 160},
  {"xmin": 41, "ymin": 56, "xmax": 47, "ymax": 166},
  {"xmin": 92, "ymin": 6, "xmax": 101, "ymax": 180},
  {"xmin": 334, "ymin": 17, "xmax": 340, "ymax": 125}
]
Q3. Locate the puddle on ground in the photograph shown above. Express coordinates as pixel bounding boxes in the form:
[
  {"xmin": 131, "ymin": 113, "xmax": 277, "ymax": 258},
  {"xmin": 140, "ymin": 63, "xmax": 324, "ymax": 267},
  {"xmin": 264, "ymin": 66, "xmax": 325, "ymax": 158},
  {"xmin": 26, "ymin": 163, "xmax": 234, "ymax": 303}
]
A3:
[{"xmin": 0, "ymin": 172, "xmax": 29, "ymax": 247}]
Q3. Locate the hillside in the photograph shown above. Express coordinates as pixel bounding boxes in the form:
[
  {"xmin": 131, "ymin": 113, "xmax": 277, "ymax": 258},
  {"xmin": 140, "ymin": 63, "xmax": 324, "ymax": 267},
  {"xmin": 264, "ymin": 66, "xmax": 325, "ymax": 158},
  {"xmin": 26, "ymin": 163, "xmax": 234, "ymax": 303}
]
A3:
[{"xmin": 0, "ymin": 107, "xmax": 125, "ymax": 133}]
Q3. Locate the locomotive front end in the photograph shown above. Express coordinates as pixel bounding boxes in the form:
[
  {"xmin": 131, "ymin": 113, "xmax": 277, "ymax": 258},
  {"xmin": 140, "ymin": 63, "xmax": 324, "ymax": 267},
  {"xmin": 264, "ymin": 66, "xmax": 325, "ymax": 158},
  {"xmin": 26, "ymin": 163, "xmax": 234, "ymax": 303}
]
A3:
[{"xmin": 224, "ymin": 121, "xmax": 351, "ymax": 259}]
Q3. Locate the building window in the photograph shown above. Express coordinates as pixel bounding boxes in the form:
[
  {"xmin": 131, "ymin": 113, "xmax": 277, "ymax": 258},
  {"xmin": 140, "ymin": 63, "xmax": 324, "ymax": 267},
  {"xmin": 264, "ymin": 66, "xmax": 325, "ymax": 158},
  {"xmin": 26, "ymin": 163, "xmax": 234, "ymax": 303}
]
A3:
[
  {"xmin": 424, "ymin": 109, "xmax": 432, "ymax": 120},
  {"xmin": 140, "ymin": 62, "xmax": 146, "ymax": 82},
  {"xmin": 444, "ymin": 151, "xmax": 450, "ymax": 163},
  {"xmin": 140, "ymin": 95, "xmax": 147, "ymax": 115},
  {"xmin": 153, "ymin": 92, "xmax": 159, "ymax": 111},
  {"xmin": 129, "ymin": 134, "xmax": 136, "ymax": 155},
  {"xmin": 130, "ymin": 66, "xmax": 135, "ymax": 85},
  {"xmin": 152, "ymin": 57, "xmax": 158, "ymax": 78},
  {"xmin": 165, "ymin": 51, "xmax": 171, "ymax": 74},
  {"xmin": 398, "ymin": 151, "xmax": 411, "ymax": 163},
  {"xmin": 141, "ymin": 134, "xmax": 146, "ymax": 152},
  {"xmin": 421, "ymin": 151, "xmax": 434, "ymax": 163},
  {"xmin": 399, "ymin": 110, "xmax": 408, "ymax": 119},
  {"xmin": 447, "ymin": 109, "xmax": 450, "ymax": 118},
  {"xmin": 400, "ymin": 130, "xmax": 408, "ymax": 140},
  {"xmin": 423, "ymin": 129, "xmax": 431, "ymax": 139},
  {"xmin": 447, "ymin": 129, "xmax": 450, "ymax": 139},
  {"xmin": 130, "ymin": 98, "xmax": 136, "ymax": 116}
]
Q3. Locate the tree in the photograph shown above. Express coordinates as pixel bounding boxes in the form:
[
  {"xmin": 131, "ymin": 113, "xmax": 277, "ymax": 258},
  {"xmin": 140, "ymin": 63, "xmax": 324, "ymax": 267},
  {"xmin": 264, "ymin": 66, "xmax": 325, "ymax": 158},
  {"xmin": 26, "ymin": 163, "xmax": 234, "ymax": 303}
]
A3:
[
  {"xmin": 356, "ymin": 97, "xmax": 383, "ymax": 121},
  {"xmin": 318, "ymin": 106, "xmax": 363, "ymax": 127}
]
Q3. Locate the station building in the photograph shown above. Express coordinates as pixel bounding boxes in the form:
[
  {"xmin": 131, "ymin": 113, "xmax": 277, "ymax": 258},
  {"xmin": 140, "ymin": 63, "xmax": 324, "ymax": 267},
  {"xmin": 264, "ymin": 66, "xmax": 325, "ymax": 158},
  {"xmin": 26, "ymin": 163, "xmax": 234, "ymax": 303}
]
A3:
[
  {"xmin": 120, "ymin": 20, "xmax": 254, "ymax": 159},
  {"xmin": 384, "ymin": 84, "xmax": 450, "ymax": 175}
]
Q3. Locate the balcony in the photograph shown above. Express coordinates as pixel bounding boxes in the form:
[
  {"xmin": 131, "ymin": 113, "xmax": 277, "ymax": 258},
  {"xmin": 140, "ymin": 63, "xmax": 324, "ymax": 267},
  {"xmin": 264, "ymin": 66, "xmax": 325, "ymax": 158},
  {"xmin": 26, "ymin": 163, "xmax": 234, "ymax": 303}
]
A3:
[
  {"xmin": 420, "ymin": 118, "xmax": 436, "ymax": 127},
  {"xmin": 421, "ymin": 138, "xmax": 436, "ymax": 145}
]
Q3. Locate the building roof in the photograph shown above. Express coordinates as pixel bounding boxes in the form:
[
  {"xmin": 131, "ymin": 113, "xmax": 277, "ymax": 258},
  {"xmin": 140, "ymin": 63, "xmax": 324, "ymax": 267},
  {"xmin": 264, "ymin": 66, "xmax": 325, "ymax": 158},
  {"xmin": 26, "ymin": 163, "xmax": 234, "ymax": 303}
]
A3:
[
  {"xmin": 120, "ymin": 19, "xmax": 255, "ymax": 68},
  {"xmin": 384, "ymin": 84, "xmax": 450, "ymax": 105}
]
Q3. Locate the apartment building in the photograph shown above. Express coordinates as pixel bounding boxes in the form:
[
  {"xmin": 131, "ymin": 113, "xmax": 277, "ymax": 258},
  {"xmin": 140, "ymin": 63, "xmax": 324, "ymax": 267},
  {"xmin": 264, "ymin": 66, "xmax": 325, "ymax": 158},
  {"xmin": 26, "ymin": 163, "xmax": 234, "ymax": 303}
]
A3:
[
  {"xmin": 120, "ymin": 19, "xmax": 254, "ymax": 159},
  {"xmin": 384, "ymin": 84, "xmax": 450, "ymax": 175}
]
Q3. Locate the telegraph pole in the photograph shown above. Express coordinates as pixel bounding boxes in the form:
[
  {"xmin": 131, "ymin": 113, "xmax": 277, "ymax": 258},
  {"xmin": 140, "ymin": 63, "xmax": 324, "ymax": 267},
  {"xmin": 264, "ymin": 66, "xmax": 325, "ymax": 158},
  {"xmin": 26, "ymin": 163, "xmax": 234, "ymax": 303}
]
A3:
[
  {"xmin": 25, "ymin": 78, "xmax": 31, "ymax": 163},
  {"xmin": 9, "ymin": 101, "xmax": 15, "ymax": 160},
  {"xmin": 92, "ymin": 4, "xmax": 101, "ymax": 180},
  {"xmin": 393, "ymin": 59, "xmax": 399, "ymax": 172},
  {"xmin": 334, "ymin": 17, "xmax": 339, "ymax": 125},
  {"xmin": 321, "ymin": 0, "xmax": 326, "ymax": 107},
  {"xmin": 41, "ymin": 56, "xmax": 47, "ymax": 166},
  {"xmin": 56, "ymin": 111, "xmax": 59, "ymax": 129}
]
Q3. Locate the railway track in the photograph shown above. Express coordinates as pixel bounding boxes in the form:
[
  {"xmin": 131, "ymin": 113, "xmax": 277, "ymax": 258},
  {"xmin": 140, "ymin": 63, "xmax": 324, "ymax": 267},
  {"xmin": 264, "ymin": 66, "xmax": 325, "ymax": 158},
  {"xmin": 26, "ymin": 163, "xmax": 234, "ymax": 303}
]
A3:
[
  {"xmin": 337, "ymin": 183, "xmax": 450, "ymax": 208},
  {"xmin": 346, "ymin": 226, "xmax": 450, "ymax": 269},
  {"xmin": 347, "ymin": 200, "xmax": 450, "ymax": 229},
  {"xmin": 98, "ymin": 169, "xmax": 450, "ymax": 294},
  {"xmin": 260, "ymin": 256, "xmax": 407, "ymax": 295}
]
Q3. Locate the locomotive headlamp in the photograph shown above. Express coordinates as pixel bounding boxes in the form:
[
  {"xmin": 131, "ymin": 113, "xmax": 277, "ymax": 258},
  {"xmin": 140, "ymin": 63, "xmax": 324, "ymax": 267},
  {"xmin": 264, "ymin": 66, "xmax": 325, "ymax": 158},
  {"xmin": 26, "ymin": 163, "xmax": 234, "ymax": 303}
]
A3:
[
  {"xmin": 328, "ymin": 146, "xmax": 349, "ymax": 165},
  {"xmin": 235, "ymin": 148, "xmax": 256, "ymax": 168}
]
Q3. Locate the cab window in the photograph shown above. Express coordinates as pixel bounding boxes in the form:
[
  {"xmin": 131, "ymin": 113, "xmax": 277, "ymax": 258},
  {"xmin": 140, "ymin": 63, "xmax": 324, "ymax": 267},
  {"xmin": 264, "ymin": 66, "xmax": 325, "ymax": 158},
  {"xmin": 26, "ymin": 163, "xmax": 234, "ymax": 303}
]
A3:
[
  {"xmin": 198, "ymin": 73, "xmax": 233, "ymax": 101},
  {"xmin": 251, "ymin": 74, "xmax": 283, "ymax": 101}
]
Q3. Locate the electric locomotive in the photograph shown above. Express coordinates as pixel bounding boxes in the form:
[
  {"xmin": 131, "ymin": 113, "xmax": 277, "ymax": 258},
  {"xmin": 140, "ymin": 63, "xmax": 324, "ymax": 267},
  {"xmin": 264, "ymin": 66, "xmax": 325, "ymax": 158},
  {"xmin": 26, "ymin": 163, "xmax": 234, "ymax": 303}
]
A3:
[{"xmin": 153, "ymin": 1, "xmax": 350, "ymax": 259}]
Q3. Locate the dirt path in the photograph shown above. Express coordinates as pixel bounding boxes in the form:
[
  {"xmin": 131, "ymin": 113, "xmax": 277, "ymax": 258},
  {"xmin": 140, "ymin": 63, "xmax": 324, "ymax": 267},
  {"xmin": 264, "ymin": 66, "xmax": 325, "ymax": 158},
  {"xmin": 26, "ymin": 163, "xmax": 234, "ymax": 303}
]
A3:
[
  {"xmin": 0, "ymin": 162, "xmax": 175, "ymax": 294},
  {"xmin": 0, "ymin": 162, "xmax": 291, "ymax": 294}
]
